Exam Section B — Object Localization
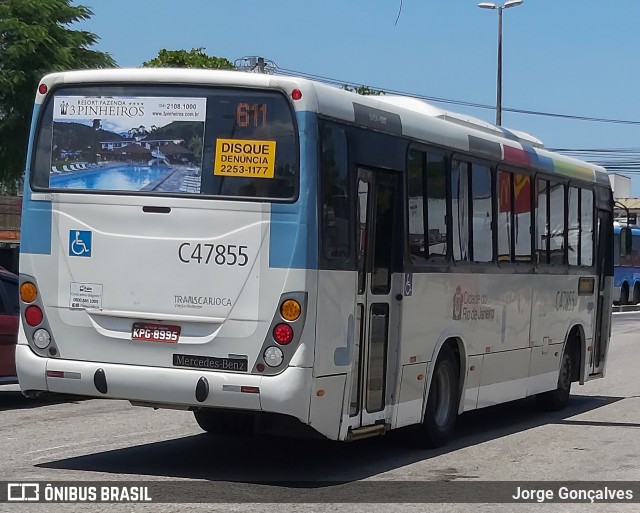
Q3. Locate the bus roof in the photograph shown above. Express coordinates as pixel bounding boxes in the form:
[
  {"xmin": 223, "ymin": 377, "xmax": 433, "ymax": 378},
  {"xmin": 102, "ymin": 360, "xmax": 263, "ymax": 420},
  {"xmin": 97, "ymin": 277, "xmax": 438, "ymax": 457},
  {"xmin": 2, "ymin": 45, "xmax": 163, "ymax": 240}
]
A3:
[{"xmin": 37, "ymin": 68, "xmax": 610, "ymax": 187}]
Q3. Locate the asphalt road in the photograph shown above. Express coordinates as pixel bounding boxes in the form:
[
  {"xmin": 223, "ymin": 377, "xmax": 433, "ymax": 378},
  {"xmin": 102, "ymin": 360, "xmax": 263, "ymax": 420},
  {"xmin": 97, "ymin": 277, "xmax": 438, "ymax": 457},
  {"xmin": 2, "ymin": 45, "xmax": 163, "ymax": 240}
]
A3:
[{"xmin": 1, "ymin": 314, "xmax": 639, "ymax": 512}]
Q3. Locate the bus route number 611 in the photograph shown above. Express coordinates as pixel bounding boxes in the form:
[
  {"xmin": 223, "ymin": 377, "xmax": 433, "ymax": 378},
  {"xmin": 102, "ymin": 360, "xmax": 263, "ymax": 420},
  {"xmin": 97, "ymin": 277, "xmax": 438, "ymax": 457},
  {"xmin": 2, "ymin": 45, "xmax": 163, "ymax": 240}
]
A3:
[{"xmin": 178, "ymin": 243, "xmax": 249, "ymax": 266}]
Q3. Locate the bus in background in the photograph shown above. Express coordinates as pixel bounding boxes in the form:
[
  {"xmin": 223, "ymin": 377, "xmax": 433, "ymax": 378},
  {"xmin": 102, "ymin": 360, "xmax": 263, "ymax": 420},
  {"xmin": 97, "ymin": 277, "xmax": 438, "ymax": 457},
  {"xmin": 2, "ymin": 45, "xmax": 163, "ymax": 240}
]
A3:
[
  {"xmin": 613, "ymin": 221, "xmax": 640, "ymax": 304},
  {"xmin": 17, "ymin": 69, "xmax": 613, "ymax": 447}
]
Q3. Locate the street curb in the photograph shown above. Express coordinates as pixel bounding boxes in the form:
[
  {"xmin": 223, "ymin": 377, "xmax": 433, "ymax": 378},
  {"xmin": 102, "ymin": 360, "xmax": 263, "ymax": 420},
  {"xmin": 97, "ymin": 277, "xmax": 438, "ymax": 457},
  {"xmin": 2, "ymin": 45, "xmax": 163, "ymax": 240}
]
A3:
[{"xmin": 612, "ymin": 304, "xmax": 640, "ymax": 313}]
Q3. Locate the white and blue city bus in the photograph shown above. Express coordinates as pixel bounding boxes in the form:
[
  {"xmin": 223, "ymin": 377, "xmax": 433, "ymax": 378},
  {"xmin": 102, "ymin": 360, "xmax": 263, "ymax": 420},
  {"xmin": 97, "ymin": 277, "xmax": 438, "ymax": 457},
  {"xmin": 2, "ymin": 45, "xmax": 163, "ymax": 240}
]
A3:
[{"xmin": 17, "ymin": 69, "xmax": 613, "ymax": 447}]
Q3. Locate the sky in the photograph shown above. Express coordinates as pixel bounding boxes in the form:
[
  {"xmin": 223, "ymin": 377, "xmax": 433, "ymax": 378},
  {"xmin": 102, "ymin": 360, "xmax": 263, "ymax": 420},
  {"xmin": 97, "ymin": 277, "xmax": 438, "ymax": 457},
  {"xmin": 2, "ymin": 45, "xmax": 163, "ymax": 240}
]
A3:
[{"xmin": 75, "ymin": 0, "xmax": 640, "ymax": 194}]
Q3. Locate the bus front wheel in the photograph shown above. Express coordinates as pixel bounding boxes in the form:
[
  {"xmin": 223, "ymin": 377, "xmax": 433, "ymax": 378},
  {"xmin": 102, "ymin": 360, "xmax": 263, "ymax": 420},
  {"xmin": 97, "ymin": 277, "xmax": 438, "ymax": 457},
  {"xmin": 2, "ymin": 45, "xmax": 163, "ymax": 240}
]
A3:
[{"xmin": 418, "ymin": 345, "xmax": 459, "ymax": 448}]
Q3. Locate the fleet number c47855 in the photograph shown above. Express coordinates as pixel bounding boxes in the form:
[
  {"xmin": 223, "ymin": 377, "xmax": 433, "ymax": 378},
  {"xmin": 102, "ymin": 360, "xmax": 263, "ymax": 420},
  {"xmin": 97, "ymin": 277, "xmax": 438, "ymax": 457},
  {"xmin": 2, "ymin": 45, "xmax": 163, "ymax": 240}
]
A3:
[{"xmin": 178, "ymin": 243, "xmax": 249, "ymax": 266}]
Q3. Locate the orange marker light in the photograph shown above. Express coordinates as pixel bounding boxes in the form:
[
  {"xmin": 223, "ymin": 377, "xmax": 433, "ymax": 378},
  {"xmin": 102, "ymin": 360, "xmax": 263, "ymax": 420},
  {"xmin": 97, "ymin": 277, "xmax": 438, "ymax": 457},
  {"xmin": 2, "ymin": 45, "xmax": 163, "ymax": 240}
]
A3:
[
  {"xmin": 20, "ymin": 282, "xmax": 38, "ymax": 303},
  {"xmin": 316, "ymin": 390, "xmax": 325, "ymax": 397},
  {"xmin": 280, "ymin": 299, "xmax": 301, "ymax": 321}
]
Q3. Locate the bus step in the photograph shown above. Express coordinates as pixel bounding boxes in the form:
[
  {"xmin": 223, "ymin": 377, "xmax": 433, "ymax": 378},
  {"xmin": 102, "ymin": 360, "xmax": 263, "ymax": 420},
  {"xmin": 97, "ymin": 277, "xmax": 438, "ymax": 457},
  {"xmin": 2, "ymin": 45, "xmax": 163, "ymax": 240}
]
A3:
[{"xmin": 347, "ymin": 424, "xmax": 387, "ymax": 441}]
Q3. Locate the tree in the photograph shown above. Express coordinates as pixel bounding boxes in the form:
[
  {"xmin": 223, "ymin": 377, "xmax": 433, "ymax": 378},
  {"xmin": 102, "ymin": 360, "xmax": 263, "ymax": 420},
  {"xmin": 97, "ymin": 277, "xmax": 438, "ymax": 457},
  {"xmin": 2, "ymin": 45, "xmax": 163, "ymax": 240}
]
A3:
[
  {"xmin": 0, "ymin": 0, "xmax": 115, "ymax": 190},
  {"xmin": 143, "ymin": 48, "xmax": 234, "ymax": 70}
]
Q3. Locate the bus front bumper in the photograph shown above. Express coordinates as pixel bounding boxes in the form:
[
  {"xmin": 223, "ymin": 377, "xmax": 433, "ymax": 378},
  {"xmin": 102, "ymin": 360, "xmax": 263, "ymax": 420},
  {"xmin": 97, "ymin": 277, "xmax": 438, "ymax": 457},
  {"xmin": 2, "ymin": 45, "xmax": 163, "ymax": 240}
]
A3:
[{"xmin": 15, "ymin": 344, "xmax": 312, "ymax": 423}]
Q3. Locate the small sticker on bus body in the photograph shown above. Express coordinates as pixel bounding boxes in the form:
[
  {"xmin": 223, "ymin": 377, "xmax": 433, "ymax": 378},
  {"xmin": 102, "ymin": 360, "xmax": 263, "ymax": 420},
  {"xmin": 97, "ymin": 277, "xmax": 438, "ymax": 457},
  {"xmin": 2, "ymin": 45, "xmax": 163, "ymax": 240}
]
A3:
[{"xmin": 69, "ymin": 282, "xmax": 103, "ymax": 310}]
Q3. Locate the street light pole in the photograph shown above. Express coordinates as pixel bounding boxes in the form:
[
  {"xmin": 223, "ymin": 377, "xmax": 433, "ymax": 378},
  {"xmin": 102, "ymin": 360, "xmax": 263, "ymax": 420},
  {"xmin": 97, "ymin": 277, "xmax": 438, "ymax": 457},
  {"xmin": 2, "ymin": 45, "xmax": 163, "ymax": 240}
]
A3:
[
  {"xmin": 496, "ymin": 7, "xmax": 503, "ymax": 126},
  {"xmin": 478, "ymin": 0, "xmax": 524, "ymax": 126}
]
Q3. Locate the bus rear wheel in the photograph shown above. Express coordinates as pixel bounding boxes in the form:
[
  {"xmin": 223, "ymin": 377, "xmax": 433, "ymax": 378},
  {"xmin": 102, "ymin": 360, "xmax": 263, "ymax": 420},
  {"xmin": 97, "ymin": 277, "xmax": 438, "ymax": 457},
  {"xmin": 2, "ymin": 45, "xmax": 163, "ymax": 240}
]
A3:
[
  {"xmin": 418, "ymin": 345, "xmax": 459, "ymax": 448},
  {"xmin": 194, "ymin": 409, "xmax": 255, "ymax": 436},
  {"xmin": 619, "ymin": 283, "xmax": 630, "ymax": 305},
  {"xmin": 536, "ymin": 345, "xmax": 574, "ymax": 411}
]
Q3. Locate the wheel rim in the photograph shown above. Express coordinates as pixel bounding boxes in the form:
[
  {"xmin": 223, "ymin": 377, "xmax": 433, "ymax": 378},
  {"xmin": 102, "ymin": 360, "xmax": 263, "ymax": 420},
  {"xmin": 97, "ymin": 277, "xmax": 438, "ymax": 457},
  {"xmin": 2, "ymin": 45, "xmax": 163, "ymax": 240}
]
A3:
[{"xmin": 434, "ymin": 365, "xmax": 453, "ymax": 427}]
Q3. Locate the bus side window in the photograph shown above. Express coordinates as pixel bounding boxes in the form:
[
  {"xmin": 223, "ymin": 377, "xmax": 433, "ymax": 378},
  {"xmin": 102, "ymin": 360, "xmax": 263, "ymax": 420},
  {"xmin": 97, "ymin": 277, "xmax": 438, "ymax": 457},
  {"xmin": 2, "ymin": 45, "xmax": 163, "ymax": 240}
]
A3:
[
  {"xmin": 426, "ymin": 153, "xmax": 447, "ymax": 260},
  {"xmin": 407, "ymin": 148, "xmax": 448, "ymax": 264},
  {"xmin": 631, "ymin": 231, "xmax": 640, "ymax": 266},
  {"xmin": 580, "ymin": 189, "xmax": 593, "ymax": 266},
  {"xmin": 451, "ymin": 160, "xmax": 470, "ymax": 262},
  {"xmin": 471, "ymin": 162, "xmax": 492, "ymax": 263},
  {"xmin": 498, "ymin": 170, "xmax": 532, "ymax": 264},
  {"xmin": 321, "ymin": 125, "xmax": 350, "ymax": 261},
  {"xmin": 497, "ymin": 171, "xmax": 513, "ymax": 263},
  {"xmin": 568, "ymin": 187, "xmax": 579, "ymax": 266},
  {"xmin": 568, "ymin": 187, "xmax": 594, "ymax": 267},
  {"xmin": 536, "ymin": 179, "xmax": 549, "ymax": 264},
  {"xmin": 549, "ymin": 181, "xmax": 565, "ymax": 265},
  {"xmin": 513, "ymin": 174, "xmax": 532, "ymax": 262},
  {"xmin": 407, "ymin": 149, "xmax": 426, "ymax": 262}
]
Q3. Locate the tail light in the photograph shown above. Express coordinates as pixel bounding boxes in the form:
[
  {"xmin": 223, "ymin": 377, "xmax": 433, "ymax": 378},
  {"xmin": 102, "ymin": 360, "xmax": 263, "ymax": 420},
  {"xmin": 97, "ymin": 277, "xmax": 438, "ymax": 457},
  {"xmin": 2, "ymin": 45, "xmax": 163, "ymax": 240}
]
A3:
[
  {"xmin": 273, "ymin": 323, "xmax": 294, "ymax": 345},
  {"xmin": 25, "ymin": 305, "xmax": 43, "ymax": 327}
]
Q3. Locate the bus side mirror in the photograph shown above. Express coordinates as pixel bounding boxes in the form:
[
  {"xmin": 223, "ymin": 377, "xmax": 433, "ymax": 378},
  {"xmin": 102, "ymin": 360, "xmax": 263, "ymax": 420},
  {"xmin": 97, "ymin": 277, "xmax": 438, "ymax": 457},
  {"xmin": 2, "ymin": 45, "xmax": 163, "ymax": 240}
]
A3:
[{"xmin": 621, "ymin": 227, "xmax": 632, "ymax": 256}]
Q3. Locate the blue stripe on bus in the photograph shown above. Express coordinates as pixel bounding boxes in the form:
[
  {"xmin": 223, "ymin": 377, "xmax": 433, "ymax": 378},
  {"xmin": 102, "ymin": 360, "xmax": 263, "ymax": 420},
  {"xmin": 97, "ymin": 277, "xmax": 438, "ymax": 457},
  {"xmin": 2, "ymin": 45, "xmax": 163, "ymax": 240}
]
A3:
[
  {"xmin": 524, "ymin": 146, "xmax": 554, "ymax": 174},
  {"xmin": 21, "ymin": 104, "xmax": 53, "ymax": 256},
  {"xmin": 269, "ymin": 111, "xmax": 318, "ymax": 269}
]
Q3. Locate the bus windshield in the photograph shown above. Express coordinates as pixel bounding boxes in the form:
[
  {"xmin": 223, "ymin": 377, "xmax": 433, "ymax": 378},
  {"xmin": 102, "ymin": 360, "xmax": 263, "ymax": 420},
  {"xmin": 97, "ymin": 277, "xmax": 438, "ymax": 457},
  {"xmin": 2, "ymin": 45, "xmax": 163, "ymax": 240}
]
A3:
[{"xmin": 32, "ymin": 85, "xmax": 298, "ymax": 201}]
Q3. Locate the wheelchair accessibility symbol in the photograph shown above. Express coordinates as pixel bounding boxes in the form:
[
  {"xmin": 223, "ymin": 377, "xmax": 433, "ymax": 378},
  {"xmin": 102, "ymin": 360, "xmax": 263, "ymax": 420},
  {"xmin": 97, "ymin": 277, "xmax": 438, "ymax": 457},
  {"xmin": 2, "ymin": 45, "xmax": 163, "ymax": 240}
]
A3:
[{"xmin": 69, "ymin": 230, "xmax": 92, "ymax": 257}]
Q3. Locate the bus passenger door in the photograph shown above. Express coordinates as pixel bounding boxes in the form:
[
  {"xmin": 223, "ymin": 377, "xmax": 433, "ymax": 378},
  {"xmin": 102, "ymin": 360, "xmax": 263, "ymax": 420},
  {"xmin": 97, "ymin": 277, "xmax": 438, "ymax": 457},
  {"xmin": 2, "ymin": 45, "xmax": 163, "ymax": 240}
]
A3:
[
  {"xmin": 347, "ymin": 168, "xmax": 402, "ymax": 434},
  {"xmin": 592, "ymin": 208, "xmax": 612, "ymax": 376}
]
